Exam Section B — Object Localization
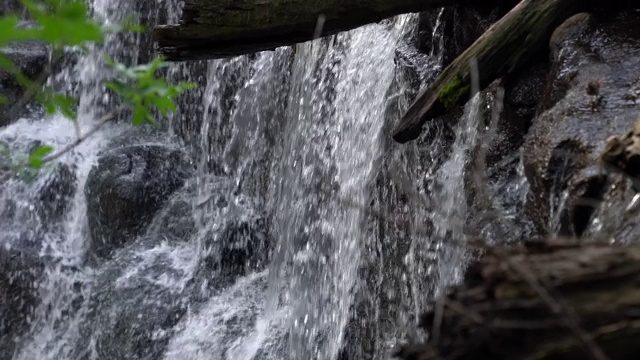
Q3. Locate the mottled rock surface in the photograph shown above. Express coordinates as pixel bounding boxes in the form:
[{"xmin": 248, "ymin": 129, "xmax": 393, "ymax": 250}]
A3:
[
  {"xmin": 523, "ymin": 12, "xmax": 640, "ymax": 237},
  {"xmin": 85, "ymin": 144, "xmax": 192, "ymax": 258}
]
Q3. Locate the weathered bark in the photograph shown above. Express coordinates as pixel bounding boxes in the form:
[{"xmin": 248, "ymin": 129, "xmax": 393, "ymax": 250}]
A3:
[
  {"xmin": 396, "ymin": 240, "xmax": 640, "ymax": 360},
  {"xmin": 392, "ymin": 0, "xmax": 580, "ymax": 143},
  {"xmin": 154, "ymin": 0, "xmax": 459, "ymax": 61}
]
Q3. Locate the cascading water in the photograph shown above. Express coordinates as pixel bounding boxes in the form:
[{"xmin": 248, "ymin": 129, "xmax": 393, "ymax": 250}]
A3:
[{"xmin": 0, "ymin": 0, "xmax": 529, "ymax": 359}]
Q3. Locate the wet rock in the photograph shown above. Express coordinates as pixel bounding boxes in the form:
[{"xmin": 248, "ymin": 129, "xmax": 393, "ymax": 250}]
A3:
[
  {"xmin": 144, "ymin": 174, "xmax": 270, "ymax": 278},
  {"xmin": 85, "ymin": 144, "xmax": 192, "ymax": 258},
  {"xmin": 0, "ymin": 239, "xmax": 44, "ymax": 360},
  {"xmin": 0, "ymin": 0, "xmax": 22, "ymax": 15},
  {"xmin": 199, "ymin": 194, "xmax": 269, "ymax": 277},
  {"xmin": 417, "ymin": 3, "xmax": 511, "ymax": 66},
  {"xmin": 77, "ymin": 238, "xmax": 196, "ymax": 360},
  {"xmin": 36, "ymin": 163, "xmax": 76, "ymax": 222},
  {"xmin": 0, "ymin": 37, "xmax": 49, "ymax": 126},
  {"xmin": 538, "ymin": 13, "xmax": 599, "ymax": 112},
  {"xmin": 78, "ymin": 172, "xmax": 269, "ymax": 359},
  {"xmin": 151, "ymin": 175, "xmax": 269, "ymax": 276},
  {"xmin": 0, "ymin": 161, "xmax": 77, "ymax": 358},
  {"xmin": 577, "ymin": 119, "xmax": 640, "ymax": 242},
  {"xmin": 523, "ymin": 11, "xmax": 640, "ymax": 236},
  {"xmin": 486, "ymin": 60, "xmax": 549, "ymax": 169}
]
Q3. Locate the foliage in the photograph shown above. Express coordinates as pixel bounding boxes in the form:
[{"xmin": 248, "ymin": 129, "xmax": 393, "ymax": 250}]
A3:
[
  {"xmin": 106, "ymin": 56, "xmax": 196, "ymax": 126},
  {"xmin": 0, "ymin": 0, "xmax": 194, "ymax": 172}
]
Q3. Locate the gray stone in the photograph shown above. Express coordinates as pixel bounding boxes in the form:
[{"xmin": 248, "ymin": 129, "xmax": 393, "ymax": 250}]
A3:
[
  {"xmin": 147, "ymin": 175, "xmax": 271, "ymax": 277},
  {"xmin": 85, "ymin": 144, "xmax": 192, "ymax": 258},
  {"xmin": 76, "ymin": 238, "xmax": 194, "ymax": 360},
  {"xmin": 0, "ymin": 238, "xmax": 44, "ymax": 360}
]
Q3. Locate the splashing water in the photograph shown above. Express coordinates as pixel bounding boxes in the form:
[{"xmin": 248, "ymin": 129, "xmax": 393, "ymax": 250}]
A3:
[{"xmin": 0, "ymin": 0, "xmax": 529, "ymax": 359}]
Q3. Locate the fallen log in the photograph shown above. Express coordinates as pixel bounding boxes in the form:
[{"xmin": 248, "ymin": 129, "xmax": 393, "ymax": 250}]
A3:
[
  {"xmin": 396, "ymin": 239, "xmax": 640, "ymax": 360},
  {"xmin": 154, "ymin": 0, "xmax": 460, "ymax": 61},
  {"xmin": 392, "ymin": 0, "xmax": 580, "ymax": 143}
]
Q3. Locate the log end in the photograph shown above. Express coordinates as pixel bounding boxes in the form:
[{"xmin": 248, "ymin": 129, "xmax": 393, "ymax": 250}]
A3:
[{"xmin": 392, "ymin": 96, "xmax": 447, "ymax": 143}]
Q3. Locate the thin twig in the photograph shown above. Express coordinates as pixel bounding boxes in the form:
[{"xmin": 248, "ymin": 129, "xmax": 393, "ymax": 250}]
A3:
[
  {"xmin": 445, "ymin": 300, "xmax": 484, "ymax": 324},
  {"xmin": 42, "ymin": 106, "xmax": 123, "ymax": 163}
]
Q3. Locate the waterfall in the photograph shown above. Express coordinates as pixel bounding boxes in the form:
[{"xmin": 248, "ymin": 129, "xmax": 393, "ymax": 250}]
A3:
[{"xmin": 0, "ymin": 0, "xmax": 520, "ymax": 359}]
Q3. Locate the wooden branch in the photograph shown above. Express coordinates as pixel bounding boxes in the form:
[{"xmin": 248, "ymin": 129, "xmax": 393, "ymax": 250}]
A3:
[
  {"xmin": 154, "ymin": 0, "xmax": 460, "ymax": 61},
  {"xmin": 396, "ymin": 240, "xmax": 640, "ymax": 360},
  {"xmin": 392, "ymin": 0, "xmax": 580, "ymax": 143}
]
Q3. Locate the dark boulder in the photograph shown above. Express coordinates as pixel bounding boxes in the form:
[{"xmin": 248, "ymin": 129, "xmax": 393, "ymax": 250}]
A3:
[
  {"xmin": 0, "ymin": 160, "xmax": 77, "ymax": 358},
  {"xmin": 76, "ymin": 183, "xmax": 269, "ymax": 359},
  {"xmin": 199, "ymin": 193, "xmax": 269, "ymax": 278},
  {"xmin": 85, "ymin": 144, "xmax": 192, "ymax": 258},
  {"xmin": 36, "ymin": 163, "xmax": 76, "ymax": 222},
  {"xmin": 76, "ymin": 237, "xmax": 195, "ymax": 360},
  {"xmin": 0, "ymin": 238, "xmax": 44, "ymax": 360}
]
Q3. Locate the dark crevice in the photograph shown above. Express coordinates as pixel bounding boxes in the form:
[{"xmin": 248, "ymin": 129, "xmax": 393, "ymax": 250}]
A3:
[{"xmin": 571, "ymin": 175, "xmax": 608, "ymax": 237}]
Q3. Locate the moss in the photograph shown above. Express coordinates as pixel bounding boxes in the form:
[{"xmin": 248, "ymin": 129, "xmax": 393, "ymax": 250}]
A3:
[{"xmin": 438, "ymin": 76, "xmax": 470, "ymax": 110}]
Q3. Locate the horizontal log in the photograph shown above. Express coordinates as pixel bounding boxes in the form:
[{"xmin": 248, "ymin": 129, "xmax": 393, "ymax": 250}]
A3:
[
  {"xmin": 154, "ymin": 0, "xmax": 460, "ymax": 61},
  {"xmin": 396, "ymin": 239, "xmax": 640, "ymax": 360},
  {"xmin": 392, "ymin": 0, "xmax": 580, "ymax": 143}
]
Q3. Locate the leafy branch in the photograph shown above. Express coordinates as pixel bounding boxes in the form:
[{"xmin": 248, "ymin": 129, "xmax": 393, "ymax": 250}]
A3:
[{"xmin": 0, "ymin": 0, "xmax": 194, "ymax": 175}]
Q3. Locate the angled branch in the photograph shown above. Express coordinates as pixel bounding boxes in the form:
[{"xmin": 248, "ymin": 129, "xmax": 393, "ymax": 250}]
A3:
[{"xmin": 392, "ymin": 0, "xmax": 580, "ymax": 143}]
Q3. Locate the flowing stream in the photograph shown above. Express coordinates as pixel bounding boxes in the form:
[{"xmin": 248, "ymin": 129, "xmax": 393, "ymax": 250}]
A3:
[{"xmin": 0, "ymin": 1, "xmax": 524, "ymax": 359}]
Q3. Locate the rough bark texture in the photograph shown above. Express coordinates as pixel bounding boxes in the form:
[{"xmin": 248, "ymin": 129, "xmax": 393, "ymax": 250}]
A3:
[
  {"xmin": 154, "ymin": 0, "xmax": 459, "ymax": 60},
  {"xmin": 397, "ymin": 240, "xmax": 640, "ymax": 360},
  {"xmin": 392, "ymin": 0, "xmax": 580, "ymax": 143}
]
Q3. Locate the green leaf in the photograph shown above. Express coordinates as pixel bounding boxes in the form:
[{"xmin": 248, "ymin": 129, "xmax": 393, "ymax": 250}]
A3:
[
  {"xmin": 106, "ymin": 56, "xmax": 196, "ymax": 128},
  {"xmin": 31, "ymin": 145, "xmax": 54, "ymax": 158},
  {"xmin": 132, "ymin": 106, "xmax": 147, "ymax": 126},
  {"xmin": 0, "ymin": 54, "xmax": 18, "ymax": 75},
  {"xmin": 38, "ymin": 91, "xmax": 78, "ymax": 120},
  {"xmin": 153, "ymin": 95, "xmax": 176, "ymax": 116},
  {"xmin": 29, "ymin": 145, "xmax": 54, "ymax": 169}
]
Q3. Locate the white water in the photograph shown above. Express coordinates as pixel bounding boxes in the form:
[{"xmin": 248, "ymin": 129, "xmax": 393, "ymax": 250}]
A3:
[{"xmin": 0, "ymin": 1, "xmax": 524, "ymax": 359}]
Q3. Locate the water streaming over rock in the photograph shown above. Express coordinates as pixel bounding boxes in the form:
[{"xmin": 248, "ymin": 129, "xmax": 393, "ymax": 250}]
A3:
[{"xmin": 0, "ymin": 1, "xmax": 529, "ymax": 359}]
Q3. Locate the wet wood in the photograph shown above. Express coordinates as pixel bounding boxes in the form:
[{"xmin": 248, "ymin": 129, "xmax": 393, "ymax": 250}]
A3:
[
  {"xmin": 396, "ymin": 239, "xmax": 640, "ymax": 360},
  {"xmin": 154, "ymin": 0, "xmax": 459, "ymax": 61},
  {"xmin": 392, "ymin": 0, "xmax": 580, "ymax": 143}
]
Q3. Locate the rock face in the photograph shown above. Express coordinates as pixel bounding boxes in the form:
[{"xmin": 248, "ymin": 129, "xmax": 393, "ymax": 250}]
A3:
[
  {"xmin": 0, "ymin": 243, "xmax": 43, "ymax": 360},
  {"xmin": 522, "ymin": 11, "xmax": 640, "ymax": 238},
  {"xmin": 85, "ymin": 144, "xmax": 192, "ymax": 258},
  {"xmin": 417, "ymin": 3, "xmax": 510, "ymax": 66},
  {"xmin": 147, "ymin": 175, "xmax": 271, "ymax": 277},
  {"xmin": 0, "ymin": 162, "xmax": 76, "ymax": 359},
  {"xmin": 0, "ymin": 38, "xmax": 49, "ymax": 126},
  {"xmin": 77, "ymin": 238, "xmax": 195, "ymax": 360},
  {"xmin": 36, "ymin": 163, "xmax": 77, "ymax": 223},
  {"xmin": 0, "ymin": 0, "xmax": 22, "ymax": 15},
  {"xmin": 78, "ymin": 175, "xmax": 270, "ymax": 359},
  {"xmin": 199, "ymin": 194, "xmax": 269, "ymax": 277}
]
